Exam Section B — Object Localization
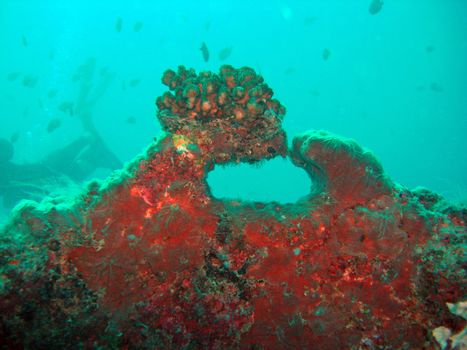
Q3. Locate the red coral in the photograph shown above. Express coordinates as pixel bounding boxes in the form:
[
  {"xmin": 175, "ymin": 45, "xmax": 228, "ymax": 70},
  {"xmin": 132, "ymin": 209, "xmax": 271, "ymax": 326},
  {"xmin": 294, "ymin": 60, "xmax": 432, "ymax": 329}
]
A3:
[{"xmin": 1, "ymin": 66, "xmax": 465, "ymax": 349}]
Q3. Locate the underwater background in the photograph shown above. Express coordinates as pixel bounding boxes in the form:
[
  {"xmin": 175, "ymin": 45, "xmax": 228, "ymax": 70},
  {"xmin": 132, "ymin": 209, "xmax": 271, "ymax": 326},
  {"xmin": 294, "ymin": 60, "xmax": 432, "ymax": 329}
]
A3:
[{"xmin": 1, "ymin": 0, "xmax": 466, "ymax": 224}]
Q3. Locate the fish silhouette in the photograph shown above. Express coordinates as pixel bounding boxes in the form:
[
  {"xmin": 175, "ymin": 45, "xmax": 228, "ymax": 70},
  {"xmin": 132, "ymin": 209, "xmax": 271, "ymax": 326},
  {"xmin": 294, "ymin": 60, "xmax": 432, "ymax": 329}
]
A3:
[
  {"xmin": 369, "ymin": 0, "xmax": 383, "ymax": 15},
  {"xmin": 133, "ymin": 21, "xmax": 143, "ymax": 32},
  {"xmin": 218, "ymin": 46, "xmax": 233, "ymax": 61},
  {"xmin": 200, "ymin": 42, "xmax": 209, "ymax": 62},
  {"xmin": 47, "ymin": 118, "xmax": 62, "ymax": 133},
  {"xmin": 115, "ymin": 17, "xmax": 123, "ymax": 32}
]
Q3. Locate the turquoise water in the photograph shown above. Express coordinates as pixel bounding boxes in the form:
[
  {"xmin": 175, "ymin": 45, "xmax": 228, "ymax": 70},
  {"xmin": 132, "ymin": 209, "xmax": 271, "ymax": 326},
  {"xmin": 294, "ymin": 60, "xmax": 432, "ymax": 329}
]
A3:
[{"xmin": 1, "ymin": 1, "xmax": 466, "ymax": 219}]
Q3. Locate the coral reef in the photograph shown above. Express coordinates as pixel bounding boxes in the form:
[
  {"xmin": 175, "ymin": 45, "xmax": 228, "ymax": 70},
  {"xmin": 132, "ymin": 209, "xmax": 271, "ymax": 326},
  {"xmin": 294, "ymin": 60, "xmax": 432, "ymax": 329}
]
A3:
[
  {"xmin": 0, "ymin": 66, "xmax": 465, "ymax": 349},
  {"xmin": 156, "ymin": 65, "xmax": 287, "ymax": 164}
]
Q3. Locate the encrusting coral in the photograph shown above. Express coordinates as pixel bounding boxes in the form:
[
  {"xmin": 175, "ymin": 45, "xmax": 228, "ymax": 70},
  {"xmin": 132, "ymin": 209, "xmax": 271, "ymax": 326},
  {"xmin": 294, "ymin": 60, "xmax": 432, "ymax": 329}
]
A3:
[
  {"xmin": 156, "ymin": 65, "xmax": 287, "ymax": 164},
  {"xmin": 0, "ymin": 66, "xmax": 465, "ymax": 349}
]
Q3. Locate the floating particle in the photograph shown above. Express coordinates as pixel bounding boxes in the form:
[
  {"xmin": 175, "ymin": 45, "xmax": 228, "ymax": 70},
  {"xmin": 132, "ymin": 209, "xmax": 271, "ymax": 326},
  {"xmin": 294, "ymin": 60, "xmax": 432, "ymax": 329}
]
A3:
[
  {"xmin": 48, "ymin": 89, "xmax": 58, "ymax": 98},
  {"xmin": 218, "ymin": 46, "xmax": 233, "ymax": 61},
  {"xmin": 430, "ymin": 82, "xmax": 444, "ymax": 93},
  {"xmin": 133, "ymin": 21, "xmax": 143, "ymax": 32},
  {"xmin": 200, "ymin": 42, "xmax": 209, "ymax": 62},
  {"xmin": 22, "ymin": 75, "xmax": 38, "ymax": 87},
  {"xmin": 129, "ymin": 78, "xmax": 141, "ymax": 87},
  {"xmin": 369, "ymin": 0, "xmax": 383, "ymax": 15},
  {"xmin": 7, "ymin": 72, "xmax": 21, "ymax": 81},
  {"xmin": 115, "ymin": 17, "xmax": 123, "ymax": 32},
  {"xmin": 322, "ymin": 48, "xmax": 331, "ymax": 61},
  {"xmin": 47, "ymin": 118, "xmax": 62, "ymax": 133},
  {"xmin": 58, "ymin": 101, "xmax": 74, "ymax": 115}
]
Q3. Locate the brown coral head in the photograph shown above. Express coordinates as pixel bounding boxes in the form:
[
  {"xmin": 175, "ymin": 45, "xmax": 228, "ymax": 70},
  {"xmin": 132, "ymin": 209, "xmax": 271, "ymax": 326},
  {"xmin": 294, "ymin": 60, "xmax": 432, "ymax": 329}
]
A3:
[{"xmin": 156, "ymin": 65, "xmax": 287, "ymax": 164}]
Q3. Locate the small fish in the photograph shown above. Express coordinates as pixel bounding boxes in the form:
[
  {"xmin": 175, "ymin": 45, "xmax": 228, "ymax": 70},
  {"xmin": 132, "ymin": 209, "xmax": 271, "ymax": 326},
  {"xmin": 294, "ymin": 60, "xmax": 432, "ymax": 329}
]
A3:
[
  {"xmin": 125, "ymin": 116, "xmax": 136, "ymax": 124},
  {"xmin": 48, "ymin": 50, "xmax": 55, "ymax": 60},
  {"xmin": 58, "ymin": 101, "xmax": 74, "ymax": 116},
  {"xmin": 129, "ymin": 78, "xmax": 141, "ymax": 87},
  {"xmin": 10, "ymin": 132, "xmax": 20, "ymax": 144},
  {"xmin": 200, "ymin": 42, "xmax": 209, "ymax": 62},
  {"xmin": 426, "ymin": 45, "xmax": 435, "ymax": 53},
  {"xmin": 322, "ymin": 48, "xmax": 331, "ymax": 61},
  {"xmin": 284, "ymin": 67, "xmax": 295, "ymax": 75},
  {"xmin": 369, "ymin": 0, "xmax": 383, "ymax": 15},
  {"xmin": 22, "ymin": 75, "xmax": 38, "ymax": 87},
  {"xmin": 7, "ymin": 72, "xmax": 21, "ymax": 81},
  {"xmin": 430, "ymin": 82, "xmax": 444, "ymax": 93},
  {"xmin": 133, "ymin": 21, "xmax": 143, "ymax": 32},
  {"xmin": 48, "ymin": 89, "xmax": 58, "ymax": 98},
  {"xmin": 304, "ymin": 16, "xmax": 317, "ymax": 26},
  {"xmin": 47, "ymin": 118, "xmax": 62, "ymax": 133},
  {"xmin": 204, "ymin": 20, "xmax": 211, "ymax": 32},
  {"xmin": 115, "ymin": 17, "xmax": 123, "ymax": 32},
  {"xmin": 310, "ymin": 89, "xmax": 321, "ymax": 96},
  {"xmin": 22, "ymin": 35, "xmax": 28, "ymax": 47},
  {"xmin": 218, "ymin": 46, "xmax": 233, "ymax": 61}
]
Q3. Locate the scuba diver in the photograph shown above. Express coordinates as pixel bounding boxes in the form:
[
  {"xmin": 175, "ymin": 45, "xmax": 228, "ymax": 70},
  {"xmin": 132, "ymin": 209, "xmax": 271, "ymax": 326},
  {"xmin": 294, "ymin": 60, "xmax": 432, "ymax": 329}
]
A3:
[
  {"xmin": 0, "ymin": 135, "xmax": 121, "ymax": 210},
  {"xmin": 0, "ymin": 57, "xmax": 122, "ymax": 211}
]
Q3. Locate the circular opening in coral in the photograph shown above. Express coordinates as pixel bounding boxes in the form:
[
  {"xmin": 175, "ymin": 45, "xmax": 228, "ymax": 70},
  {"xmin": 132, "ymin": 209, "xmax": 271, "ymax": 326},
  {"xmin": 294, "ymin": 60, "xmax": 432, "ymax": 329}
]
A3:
[{"xmin": 206, "ymin": 157, "xmax": 311, "ymax": 203}]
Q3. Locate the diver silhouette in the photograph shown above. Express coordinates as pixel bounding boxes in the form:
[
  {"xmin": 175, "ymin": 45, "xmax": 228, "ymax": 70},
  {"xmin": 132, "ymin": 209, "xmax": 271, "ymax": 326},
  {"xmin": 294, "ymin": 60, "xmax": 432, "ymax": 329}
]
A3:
[
  {"xmin": 0, "ymin": 58, "xmax": 122, "ymax": 211},
  {"xmin": 0, "ymin": 135, "xmax": 121, "ymax": 210}
]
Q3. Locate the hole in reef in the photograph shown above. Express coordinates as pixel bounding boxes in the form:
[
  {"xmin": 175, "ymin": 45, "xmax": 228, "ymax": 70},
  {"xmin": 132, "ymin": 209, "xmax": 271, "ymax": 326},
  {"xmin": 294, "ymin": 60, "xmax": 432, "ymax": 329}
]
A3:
[{"xmin": 206, "ymin": 157, "xmax": 312, "ymax": 203}]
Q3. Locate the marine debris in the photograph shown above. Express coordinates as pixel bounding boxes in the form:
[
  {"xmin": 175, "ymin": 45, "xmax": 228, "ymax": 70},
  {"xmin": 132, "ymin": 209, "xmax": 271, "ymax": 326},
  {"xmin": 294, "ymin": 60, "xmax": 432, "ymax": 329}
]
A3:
[{"xmin": 0, "ymin": 65, "xmax": 465, "ymax": 349}]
